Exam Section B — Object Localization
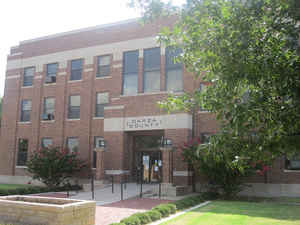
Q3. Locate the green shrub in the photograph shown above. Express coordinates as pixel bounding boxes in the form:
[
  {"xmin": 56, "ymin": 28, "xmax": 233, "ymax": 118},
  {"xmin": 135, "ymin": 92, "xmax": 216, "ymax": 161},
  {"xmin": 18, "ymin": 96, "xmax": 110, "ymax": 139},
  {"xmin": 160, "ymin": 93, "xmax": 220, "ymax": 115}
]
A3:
[
  {"xmin": 131, "ymin": 213, "xmax": 151, "ymax": 224},
  {"xmin": 120, "ymin": 215, "xmax": 141, "ymax": 225},
  {"xmin": 27, "ymin": 147, "xmax": 87, "ymax": 187},
  {"xmin": 145, "ymin": 210, "xmax": 161, "ymax": 221},
  {"xmin": 153, "ymin": 205, "xmax": 170, "ymax": 217},
  {"xmin": 109, "ymin": 223, "xmax": 126, "ymax": 225},
  {"xmin": 164, "ymin": 204, "xmax": 176, "ymax": 214}
]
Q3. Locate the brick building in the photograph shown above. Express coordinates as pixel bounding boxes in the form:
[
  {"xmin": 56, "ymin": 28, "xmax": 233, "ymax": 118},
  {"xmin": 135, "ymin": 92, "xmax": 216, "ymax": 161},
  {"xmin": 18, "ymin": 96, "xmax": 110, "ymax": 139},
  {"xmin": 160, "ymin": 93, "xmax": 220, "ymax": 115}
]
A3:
[{"xmin": 1, "ymin": 18, "xmax": 299, "ymax": 196}]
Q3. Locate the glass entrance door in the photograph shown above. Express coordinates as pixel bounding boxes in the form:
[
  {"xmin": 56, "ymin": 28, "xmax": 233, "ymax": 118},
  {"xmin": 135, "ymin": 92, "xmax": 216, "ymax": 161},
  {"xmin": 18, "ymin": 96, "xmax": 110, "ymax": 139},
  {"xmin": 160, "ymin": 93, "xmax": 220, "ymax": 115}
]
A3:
[{"xmin": 137, "ymin": 151, "xmax": 162, "ymax": 183}]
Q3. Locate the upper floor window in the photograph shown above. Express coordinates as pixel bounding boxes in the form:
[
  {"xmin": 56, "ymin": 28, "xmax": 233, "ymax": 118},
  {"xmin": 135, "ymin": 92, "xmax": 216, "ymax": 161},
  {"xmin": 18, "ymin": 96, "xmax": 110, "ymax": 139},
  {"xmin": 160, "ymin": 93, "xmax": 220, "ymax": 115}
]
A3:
[
  {"xmin": 17, "ymin": 139, "xmax": 28, "ymax": 166},
  {"xmin": 71, "ymin": 59, "xmax": 83, "ymax": 81},
  {"xmin": 42, "ymin": 138, "xmax": 53, "ymax": 148},
  {"xmin": 67, "ymin": 137, "xmax": 79, "ymax": 153},
  {"xmin": 166, "ymin": 47, "xmax": 183, "ymax": 92},
  {"xmin": 68, "ymin": 95, "xmax": 80, "ymax": 119},
  {"xmin": 23, "ymin": 67, "xmax": 35, "ymax": 87},
  {"xmin": 144, "ymin": 48, "xmax": 161, "ymax": 93},
  {"xmin": 45, "ymin": 63, "xmax": 58, "ymax": 84},
  {"xmin": 43, "ymin": 97, "xmax": 55, "ymax": 121},
  {"xmin": 20, "ymin": 100, "xmax": 32, "ymax": 122},
  {"xmin": 123, "ymin": 50, "xmax": 139, "ymax": 95},
  {"xmin": 96, "ymin": 93, "xmax": 109, "ymax": 117},
  {"xmin": 97, "ymin": 55, "xmax": 111, "ymax": 77}
]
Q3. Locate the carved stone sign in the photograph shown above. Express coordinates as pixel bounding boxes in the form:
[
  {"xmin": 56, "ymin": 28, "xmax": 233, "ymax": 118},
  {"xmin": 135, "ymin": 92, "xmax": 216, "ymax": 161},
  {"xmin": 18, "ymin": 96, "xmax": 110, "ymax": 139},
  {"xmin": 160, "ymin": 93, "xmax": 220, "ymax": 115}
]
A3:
[{"xmin": 125, "ymin": 116, "xmax": 163, "ymax": 131}]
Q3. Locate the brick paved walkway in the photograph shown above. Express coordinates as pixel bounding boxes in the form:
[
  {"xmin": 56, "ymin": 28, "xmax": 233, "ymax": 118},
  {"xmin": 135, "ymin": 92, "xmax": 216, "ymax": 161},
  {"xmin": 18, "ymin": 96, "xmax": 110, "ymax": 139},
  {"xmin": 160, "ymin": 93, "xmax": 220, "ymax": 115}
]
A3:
[{"xmin": 96, "ymin": 198, "xmax": 173, "ymax": 225}]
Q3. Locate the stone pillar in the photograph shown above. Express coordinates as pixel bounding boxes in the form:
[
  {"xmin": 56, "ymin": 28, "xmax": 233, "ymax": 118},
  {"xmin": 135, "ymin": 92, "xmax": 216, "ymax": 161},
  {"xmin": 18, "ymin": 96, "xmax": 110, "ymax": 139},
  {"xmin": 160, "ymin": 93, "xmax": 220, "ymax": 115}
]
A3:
[
  {"xmin": 95, "ymin": 149, "xmax": 105, "ymax": 180},
  {"xmin": 161, "ymin": 149, "xmax": 172, "ymax": 184}
]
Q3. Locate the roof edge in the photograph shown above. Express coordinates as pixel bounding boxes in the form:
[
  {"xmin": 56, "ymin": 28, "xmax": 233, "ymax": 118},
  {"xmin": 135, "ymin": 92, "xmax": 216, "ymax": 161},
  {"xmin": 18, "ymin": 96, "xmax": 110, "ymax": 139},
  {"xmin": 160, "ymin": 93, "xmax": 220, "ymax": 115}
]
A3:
[{"xmin": 19, "ymin": 18, "xmax": 140, "ymax": 45}]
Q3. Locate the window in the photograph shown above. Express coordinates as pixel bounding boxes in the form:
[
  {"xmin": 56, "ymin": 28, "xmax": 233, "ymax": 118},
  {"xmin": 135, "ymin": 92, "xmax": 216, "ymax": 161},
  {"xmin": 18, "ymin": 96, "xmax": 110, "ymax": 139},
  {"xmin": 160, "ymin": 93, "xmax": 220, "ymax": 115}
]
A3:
[
  {"xmin": 200, "ymin": 133, "xmax": 212, "ymax": 144},
  {"xmin": 144, "ymin": 48, "xmax": 161, "ymax": 93},
  {"xmin": 123, "ymin": 50, "xmax": 139, "ymax": 95},
  {"xmin": 97, "ymin": 55, "xmax": 111, "ymax": 77},
  {"xmin": 43, "ymin": 97, "xmax": 55, "ymax": 120},
  {"xmin": 94, "ymin": 136, "xmax": 104, "ymax": 148},
  {"xmin": 71, "ymin": 59, "xmax": 83, "ymax": 81},
  {"xmin": 20, "ymin": 100, "xmax": 32, "ymax": 122},
  {"xmin": 17, "ymin": 139, "xmax": 28, "ymax": 166},
  {"xmin": 199, "ymin": 83, "xmax": 208, "ymax": 111},
  {"xmin": 286, "ymin": 154, "xmax": 300, "ymax": 170},
  {"xmin": 45, "ymin": 63, "xmax": 57, "ymax": 83},
  {"xmin": 23, "ymin": 67, "xmax": 35, "ymax": 86},
  {"xmin": 96, "ymin": 93, "xmax": 109, "ymax": 117},
  {"xmin": 166, "ymin": 47, "xmax": 183, "ymax": 92},
  {"xmin": 68, "ymin": 95, "xmax": 80, "ymax": 119},
  {"xmin": 41, "ymin": 138, "xmax": 53, "ymax": 148},
  {"xmin": 93, "ymin": 151, "xmax": 97, "ymax": 169},
  {"xmin": 67, "ymin": 137, "xmax": 79, "ymax": 153}
]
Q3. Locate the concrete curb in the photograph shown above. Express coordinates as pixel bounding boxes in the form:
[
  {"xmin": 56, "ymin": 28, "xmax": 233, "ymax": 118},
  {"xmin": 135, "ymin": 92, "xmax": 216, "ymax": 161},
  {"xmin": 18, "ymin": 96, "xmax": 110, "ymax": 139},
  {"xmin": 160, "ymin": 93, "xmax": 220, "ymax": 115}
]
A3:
[{"xmin": 149, "ymin": 201, "xmax": 211, "ymax": 225}]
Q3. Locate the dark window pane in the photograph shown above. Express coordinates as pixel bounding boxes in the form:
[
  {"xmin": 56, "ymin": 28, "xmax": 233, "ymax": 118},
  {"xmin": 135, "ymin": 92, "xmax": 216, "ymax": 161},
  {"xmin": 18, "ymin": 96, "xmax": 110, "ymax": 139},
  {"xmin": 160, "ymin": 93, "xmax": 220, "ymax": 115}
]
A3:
[
  {"xmin": 123, "ymin": 73, "xmax": 138, "ymax": 95},
  {"xmin": 47, "ymin": 63, "xmax": 58, "ymax": 76},
  {"xmin": 71, "ymin": 59, "xmax": 83, "ymax": 70},
  {"xmin": 144, "ymin": 71, "xmax": 160, "ymax": 93},
  {"xmin": 94, "ymin": 137, "xmax": 104, "ymax": 148},
  {"xmin": 123, "ymin": 51, "xmax": 139, "ymax": 74},
  {"xmin": 71, "ymin": 59, "xmax": 82, "ymax": 80},
  {"xmin": 166, "ymin": 69, "xmax": 183, "ymax": 92},
  {"xmin": 21, "ymin": 100, "xmax": 31, "ymax": 122},
  {"xmin": 97, "ymin": 65, "xmax": 110, "ymax": 77},
  {"xmin": 42, "ymin": 138, "xmax": 53, "ymax": 148},
  {"xmin": 96, "ymin": 93, "xmax": 109, "ymax": 117},
  {"xmin": 43, "ymin": 98, "xmax": 55, "ymax": 120},
  {"xmin": 17, "ymin": 139, "xmax": 28, "ymax": 166},
  {"xmin": 166, "ymin": 47, "xmax": 182, "ymax": 69},
  {"xmin": 23, "ymin": 67, "xmax": 34, "ymax": 86},
  {"xmin": 67, "ymin": 137, "xmax": 79, "ymax": 153},
  {"xmin": 71, "ymin": 69, "xmax": 82, "ymax": 80},
  {"xmin": 144, "ymin": 48, "xmax": 160, "ymax": 71},
  {"xmin": 97, "ymin": 55, "xmax": 111, "ymax": 77},
  {"xmin": 68, "ymin": 96, "xmax": 80, "ymax": 119}
]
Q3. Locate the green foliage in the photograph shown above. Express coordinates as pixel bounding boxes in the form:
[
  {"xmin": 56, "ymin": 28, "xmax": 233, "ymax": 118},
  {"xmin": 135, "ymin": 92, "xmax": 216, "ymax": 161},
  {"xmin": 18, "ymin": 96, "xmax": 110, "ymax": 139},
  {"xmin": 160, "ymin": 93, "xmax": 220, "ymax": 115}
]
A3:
[
  {"xmin": 131, "ymin": 0, "xmax": 300, "ymax": 165},
  {"xmin": 110, "ymin": 195, "xmax": 204, "ymax": 225},
  {"xmin": 0, "ymin": 184, "xmax": 82, "ymax": 196},
  {"xmin": 174, "ymin": 195, "xmax": 204, "ymax": 210},
  {"xmin": 120, "ymin": 216, "xmax": 141, "ymax": 225},
  {"xmin": 153, "ymin": 205, "xmax": 172, "ymax": 217},
  {"xmin": 131, "ymin": 213, "xmax": 151, "ymax": 224},
  {"xmin": 145, "ymin": 210, "xmax": 161, "ymax": 221},
  {"xmin": 182, "ymin": 137, "xmax": 257, "ymax": 197},
  {"xmin": 27, "ymin": 147, "xmax": 87, "ymax": 187}
]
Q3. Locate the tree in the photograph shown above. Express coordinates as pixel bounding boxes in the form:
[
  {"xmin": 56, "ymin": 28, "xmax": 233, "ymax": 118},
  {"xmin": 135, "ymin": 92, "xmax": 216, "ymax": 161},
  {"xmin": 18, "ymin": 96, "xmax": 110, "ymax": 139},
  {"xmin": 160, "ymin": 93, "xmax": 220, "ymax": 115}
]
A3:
[
  {"xmin": 129, "ymin": 0, "xmax": 300, "ymax": 164},
  {"xmin": 27, "ymin": 147, "xmax": 87, "ymax": 187}
]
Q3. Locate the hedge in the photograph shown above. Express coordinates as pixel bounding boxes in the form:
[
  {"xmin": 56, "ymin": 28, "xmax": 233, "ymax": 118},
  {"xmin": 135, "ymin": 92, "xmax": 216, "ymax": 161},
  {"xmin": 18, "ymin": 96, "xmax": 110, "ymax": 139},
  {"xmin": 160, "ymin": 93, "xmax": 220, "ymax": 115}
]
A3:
[
  {"xmin": 0, "ymin": 184, "xmax": 82, "ymax": 196},
  {"xmin": 110, "ymin": 194, "xmax": 205, "ymax": 225}
]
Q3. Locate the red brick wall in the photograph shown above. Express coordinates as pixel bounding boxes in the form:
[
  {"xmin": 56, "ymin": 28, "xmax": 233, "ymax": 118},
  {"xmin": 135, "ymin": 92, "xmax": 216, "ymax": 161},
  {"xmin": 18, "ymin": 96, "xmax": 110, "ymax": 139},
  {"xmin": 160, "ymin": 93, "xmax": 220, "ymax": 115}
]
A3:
[{"xmin": 1, "ymin": 18, "xmax": 299, "ymax": 187}]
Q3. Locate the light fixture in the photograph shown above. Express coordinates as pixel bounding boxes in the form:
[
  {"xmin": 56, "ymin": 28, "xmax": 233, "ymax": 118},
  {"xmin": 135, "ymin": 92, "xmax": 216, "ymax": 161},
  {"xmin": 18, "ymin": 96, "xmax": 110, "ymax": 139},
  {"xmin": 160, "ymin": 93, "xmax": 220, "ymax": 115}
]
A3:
[{"xmin": 160, "ymin": 137, "xmax": 173, "ymax": 151}]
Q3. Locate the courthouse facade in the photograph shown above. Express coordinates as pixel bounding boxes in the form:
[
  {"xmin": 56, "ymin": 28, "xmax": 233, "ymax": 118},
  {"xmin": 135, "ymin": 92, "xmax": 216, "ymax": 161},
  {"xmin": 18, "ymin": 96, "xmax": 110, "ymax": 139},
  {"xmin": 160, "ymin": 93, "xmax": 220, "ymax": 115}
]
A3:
[{"xmin": 1, "ymin": 18, "xmax": 299, "ymax": 196}]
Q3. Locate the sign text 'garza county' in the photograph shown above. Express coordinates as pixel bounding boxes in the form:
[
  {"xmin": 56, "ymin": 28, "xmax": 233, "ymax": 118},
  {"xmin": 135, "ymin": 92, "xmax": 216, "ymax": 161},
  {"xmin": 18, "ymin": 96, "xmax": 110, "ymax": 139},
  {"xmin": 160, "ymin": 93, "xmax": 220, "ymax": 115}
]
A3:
[{"xmin": 125, "ymin": 116, "xmax": 163, "ymax": 131}]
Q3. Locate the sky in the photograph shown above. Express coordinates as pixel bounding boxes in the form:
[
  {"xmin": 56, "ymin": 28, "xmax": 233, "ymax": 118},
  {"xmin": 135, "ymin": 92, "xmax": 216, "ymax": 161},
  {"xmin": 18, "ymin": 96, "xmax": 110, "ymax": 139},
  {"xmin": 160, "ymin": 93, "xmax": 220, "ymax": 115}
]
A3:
[{"xmin": 0, "ymin": 0, "xmax": 185, "ymax": 97}]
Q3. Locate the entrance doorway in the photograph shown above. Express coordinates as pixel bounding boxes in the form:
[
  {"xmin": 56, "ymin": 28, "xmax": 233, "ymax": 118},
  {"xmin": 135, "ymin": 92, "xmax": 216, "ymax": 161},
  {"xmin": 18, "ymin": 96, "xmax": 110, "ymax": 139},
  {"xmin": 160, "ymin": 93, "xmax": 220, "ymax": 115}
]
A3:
[
  {"xmin": 136, "ymin": 151, "xmax": 162, "ymax": 183},
  {"xmin": 132, "ymin": 134, "xmax": 163, "ymax": 183}
]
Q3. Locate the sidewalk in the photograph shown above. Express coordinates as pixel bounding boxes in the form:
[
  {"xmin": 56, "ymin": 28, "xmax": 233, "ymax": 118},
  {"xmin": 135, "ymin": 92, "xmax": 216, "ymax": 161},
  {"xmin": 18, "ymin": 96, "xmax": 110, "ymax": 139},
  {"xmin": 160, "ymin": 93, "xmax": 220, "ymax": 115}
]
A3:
[{"xmin": 71, "ymin": 182, "xmax": 156, "ymax": 205}]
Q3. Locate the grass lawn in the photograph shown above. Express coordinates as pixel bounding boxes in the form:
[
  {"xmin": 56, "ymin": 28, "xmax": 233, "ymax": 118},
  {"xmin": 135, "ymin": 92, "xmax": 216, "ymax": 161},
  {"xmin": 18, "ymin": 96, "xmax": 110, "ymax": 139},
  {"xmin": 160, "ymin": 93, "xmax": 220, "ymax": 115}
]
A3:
[
  {"xmin": 161, "ymin": 201, "xmax": 300, "ymax": 225},
  {"xmin": 0, "ymin": 184, "xmax": 31, "ymax": 190}
]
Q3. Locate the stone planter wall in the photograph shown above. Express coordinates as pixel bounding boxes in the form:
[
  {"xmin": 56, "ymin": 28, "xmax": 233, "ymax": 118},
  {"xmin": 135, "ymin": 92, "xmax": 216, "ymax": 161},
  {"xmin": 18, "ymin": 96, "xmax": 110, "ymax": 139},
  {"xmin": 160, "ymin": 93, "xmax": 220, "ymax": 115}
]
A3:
[{"xmin": 0, "ymin": 196, "xmax": 96, "ymax": 225}]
